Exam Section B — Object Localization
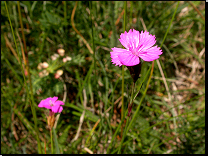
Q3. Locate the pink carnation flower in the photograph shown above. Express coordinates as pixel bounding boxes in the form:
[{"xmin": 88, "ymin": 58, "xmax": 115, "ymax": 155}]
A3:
[
  {"xmin": 110, "ymin": 29, "xmax": 163, "ymax": 66},
  {"xmin": 38, "ymin": 96, "xmax": 64, "ymax": 113}
]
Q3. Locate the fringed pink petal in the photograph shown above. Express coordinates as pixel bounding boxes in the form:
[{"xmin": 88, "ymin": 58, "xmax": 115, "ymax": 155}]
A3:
[
  {"xmin": 118, "ymin": 52, "xmax": 140, "ymax": 66},
  {"xmin": 110, "ymin": 48, "xmax": 131, "ymax": 66}
]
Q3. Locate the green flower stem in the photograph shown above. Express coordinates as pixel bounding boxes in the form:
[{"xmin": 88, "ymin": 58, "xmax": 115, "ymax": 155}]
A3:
[
  {"xmin": 127, "ymin": 61, "xmax": 154, "ymax": 134},
  {"xmin": 117, "ymin": 62, "xmax": 154, "ymax": 154},
  {"xmin": 130, "ymin": 83, "xmax": 135, "ymax": 104},
  {"xmin": 121, "ymin": 65, "xmax": 125, "ymax": 135},
  {"xmin": 127, "ymin": 82, "xmax": 135, "ymax": 117},
  {"xmin": 50, "ymin": 129, "xmax": 54, "ymax": 154},
  {"xmin": 53, "ymin": 127, "xmax": 60, "ymax": 154},
  {"xmin": 119, "ymin": 3, "xmax": 180, "ymax": 153},
  {"xmin": 121, "ymin": 0, "xmax": 127, "ymax": 138},
  {"xmin": 118, "ymin": 62, "xmax": 153, "ymax": 153}
]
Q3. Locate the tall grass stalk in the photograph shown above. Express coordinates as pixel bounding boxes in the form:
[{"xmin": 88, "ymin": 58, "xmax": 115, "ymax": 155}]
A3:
[
  {"xmin": 89, "ymin": 1, "xmax": 96, "ymax": 106},
  {"xmin": 118, "ymin": 116, "xmax": 130, "ymax": 154},
  {"xmin": 124, "ymin": 2, "xmax": 179, "ymax": 150},
  {"xmin": 17, "ymin": 1, "xmax": 27, "ymax": 61},
  {"xmin": 118, "ymin": 2, "xmax": 180, "ymax": 153},
  {"xmin": 118, "ymin": 62, "xmax": 153, "ymax": 153},
  {"xmin": 50, "ymin": 129, "xmax": 53, "ymax": 154},
  {"xmin": 157, "ymin": 1, "xmax": 180, "ymax": 151},
  {"xmin": 106, "ymin": 109, "xmax": 128, "ymax": 153},
  {"xmin": 1, "ymin": 51, "xmax": 23, "ymax": 86},
  {"xmin": 63, "ymin": 1, "xmax": 67, "ymax": 25},
  {"xmin": 126, "ymin": 61, "xmax": 154, "ymax": 133},
  {"xmin": 17, "ymin": 1, "xmax": 42, "ymax": 153},
  {"xmin": 121, "ymin": 0, "xmax": 127, "ymax": 137},
  {"xmin": 4, "ymin": 1, "xmax": 42, "ymax": 153},
  {"xmin": 53, "ymin": 126, "xmax": 60, "ymax": 153},
  {"xmin": 160, "ymin": 2, "xmax": 179, "ymax": 48},
  {"xmin": 140, "ymin": 2, "xmax": 179, "ymax": 140}
]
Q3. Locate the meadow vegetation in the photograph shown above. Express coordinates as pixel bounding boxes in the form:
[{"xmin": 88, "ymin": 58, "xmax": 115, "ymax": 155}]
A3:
[{"xmin": 1, "ymin": 1, "xmax": 205, "ymax": 154}]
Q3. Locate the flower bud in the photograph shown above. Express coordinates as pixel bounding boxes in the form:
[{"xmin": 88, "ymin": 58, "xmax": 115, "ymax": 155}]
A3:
[
  {"xmin": 57, "ymin": 70, "xmax": 63, "ymax": 76},
  {"xmin": 51, "ymin": 53, "xmax": 59, "ymax": 61},
  {"xmin": 37, "ymin": 63, "xmax": 43, "ymax": 70},
  {"xmin": 57, "ymin": 49, "xmax": 65, "ymax": 56},
  {"xmin": 47, "ymin": 113, "xmax": 55, "ymax": 130},
  {"xmin": 126, "ymin": 62, "xmax": 142, "ymax": 83},
  {"xmin": 63, "ymin": 56, "xmax": 72, "ymax": 63},
  {"xmin": 63, "ymin": 58, "xmax": 67, "ymax": 63},
  {"xmin": 42, "ymin": 62, "xmax": 49, "ymax": 68},
  {"xmin": 42, "ymin": 70, "xmax": 49, "ymax": 77},
  {"xmin": 66, "ymin": 56, "xmax": 72, "ymax": 61},
  {"xmin": 39, "ymin": 71, "xmax": 43, "ymax": 78},
  {"xmin": 54, "ymin": 70, "xmax": 63, "ymax": 79}
]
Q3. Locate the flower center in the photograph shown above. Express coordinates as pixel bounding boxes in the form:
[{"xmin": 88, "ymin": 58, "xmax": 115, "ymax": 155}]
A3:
[
  {"xmin": 131, "ymin": 48, "xmax": 138, "ymax": 56},
  {"xmin": 49, "ymin": 100, "xmax": 54, "ymax": 106},
  {"xmin": 130, "ymin": 43, "xmax": 144, "ymax": 56}
]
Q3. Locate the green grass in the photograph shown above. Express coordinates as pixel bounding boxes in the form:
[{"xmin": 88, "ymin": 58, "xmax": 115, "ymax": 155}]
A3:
[{"xmin": 1, "ymin": 1, "xmax": 205, "ymax": 154}]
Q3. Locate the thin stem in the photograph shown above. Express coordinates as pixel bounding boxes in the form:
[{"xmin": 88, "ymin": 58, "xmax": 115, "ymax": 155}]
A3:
[
  {"xmin": 121, "ymin": 0, "xmax": 127, "ymax": 138},
  {"xmin": 5, "ymin": 1, "xmax": 42, "ymax": 153},
  {"xmin": 158, "ymin": 1, "xmax": 180, "ymax": 149},
  {"xmin": 130, "ymin": 1, "xmax": 133, "ymax": 25},
  {"xmin": 110, "ymin": 1, "xmax": 117, "ymax": 47},
  {"xmin": 17, "ymin": 1, "xmax": 27, "ymax": 64},
  {"xmin": 121, "ymin": 66, "xmax": 125, "ymax": 136},
  {"xmin": 71, "ymin": 1, "xmax": 93, "ymax": 54},
  {"xmin": 4, "ymin": 2, "xmax": 25, "ymax": 90},
  {"xmin": 127, "ymin": 82, "xmax": 135, "ymax": 117},
  {"xmin": 118, "ymin": 117, "xmax": 129, "ymax": 154},
  {"xmin": 118, "ymin": 62, "xmax": 153, "ymax": 154},
  {"xmin": 127, "ymin": 61, "xmax": 155, "ymax": 133},
  {"xmin": 160, "ymin": 2, "xmax": 179, "ymax": 48},
  {"xmin": 130, "ymin": 82, "xmax": 135, "ymax": 104},
  {"xmin": 188, "ymin": 1, "xmax": 205, "ymax": 21},
  {"xmin": 133, "ymin": 83, "xmax": 143, "ymax": 102},
  {"xmin": 50, "ymin": 129, "xmax": 54, "ymax": 154},
  {"xmin": 89, "ymin": 1, "xmax": 97, "ymax": 105},
  {"xmin": 2, "ymin": 51, "xmax": 23, "ymax": 86},
  {"xmin": 140, "ymin": 2, "xmax": 179, "ymax": 144},
  {"xmin": 17, "ymin": 1, "xmax": 42, "ymax": 153},
  {"xmin": 64, "ymin": 1, "xmax": 67, "ymax": 24},
  {"xmin": 106, "ymin": 109, "xmax": 128, "ymax": 153}
]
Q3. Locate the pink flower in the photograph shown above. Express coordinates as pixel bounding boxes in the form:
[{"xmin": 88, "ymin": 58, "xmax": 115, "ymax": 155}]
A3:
[
  {"xmin": 54, "ymin": 70, "xmax": 63, "ymax": 79},
  {"xmin": 110, "ymin": 29, "xmax": 163, "ymax": 66},
  {"xmin": 38, "ymin": 96, "xmax": 64, "ymax": 113}
]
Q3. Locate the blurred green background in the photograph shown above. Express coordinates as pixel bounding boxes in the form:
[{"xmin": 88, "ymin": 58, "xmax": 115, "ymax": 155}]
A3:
[{"xmin": 1, "ymin": 1, "xmax": 205, "ymax": 154}]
